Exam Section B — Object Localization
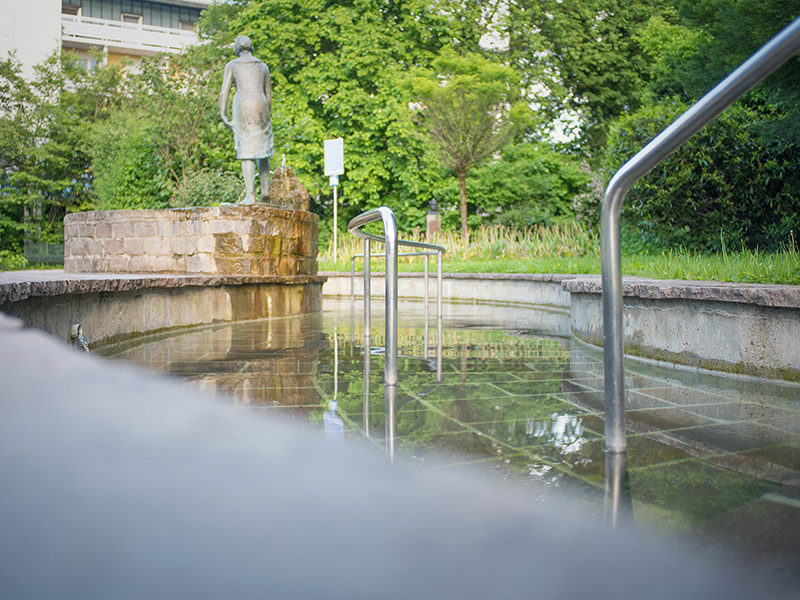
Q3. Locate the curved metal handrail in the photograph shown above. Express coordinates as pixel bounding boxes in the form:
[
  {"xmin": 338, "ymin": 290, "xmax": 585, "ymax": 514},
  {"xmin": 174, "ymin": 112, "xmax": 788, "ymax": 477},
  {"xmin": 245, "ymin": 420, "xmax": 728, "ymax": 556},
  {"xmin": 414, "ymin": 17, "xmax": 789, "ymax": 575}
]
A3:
[
  {"xmin": 600, "ymin": 17, "xmax": 800, "ymax": 454},
  {"xmin": 348, "ymin": 207, "xmax": 446, "ymax": 461}
]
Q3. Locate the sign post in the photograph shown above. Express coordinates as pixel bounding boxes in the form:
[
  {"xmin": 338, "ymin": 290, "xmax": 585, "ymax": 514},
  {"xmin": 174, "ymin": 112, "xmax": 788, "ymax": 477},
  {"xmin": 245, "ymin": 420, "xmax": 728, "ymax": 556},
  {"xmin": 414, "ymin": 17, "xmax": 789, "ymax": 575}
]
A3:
[{"xmin": 323, "ymin": 138, "xmax": 344, "ymax": 259}]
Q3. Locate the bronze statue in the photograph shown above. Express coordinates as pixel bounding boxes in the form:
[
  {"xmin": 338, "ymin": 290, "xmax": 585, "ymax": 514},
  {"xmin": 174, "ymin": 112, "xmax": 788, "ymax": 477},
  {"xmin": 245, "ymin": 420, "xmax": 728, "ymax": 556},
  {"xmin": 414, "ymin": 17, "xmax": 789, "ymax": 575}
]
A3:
[{"xmin": 220, "ymin": 35, "xmax": 274, "ymax": 204}]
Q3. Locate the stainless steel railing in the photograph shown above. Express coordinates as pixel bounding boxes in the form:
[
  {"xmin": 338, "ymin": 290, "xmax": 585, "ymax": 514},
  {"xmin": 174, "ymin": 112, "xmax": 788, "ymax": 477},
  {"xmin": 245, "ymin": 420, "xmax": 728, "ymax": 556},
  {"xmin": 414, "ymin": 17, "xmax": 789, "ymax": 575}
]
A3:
[
  {"xmin": 348, "ymin": 207, "xmax": 446, "ymax": 460},
  {"xmin": 600, "ymin": 16, "xmax": 800, "ymax": 455}
]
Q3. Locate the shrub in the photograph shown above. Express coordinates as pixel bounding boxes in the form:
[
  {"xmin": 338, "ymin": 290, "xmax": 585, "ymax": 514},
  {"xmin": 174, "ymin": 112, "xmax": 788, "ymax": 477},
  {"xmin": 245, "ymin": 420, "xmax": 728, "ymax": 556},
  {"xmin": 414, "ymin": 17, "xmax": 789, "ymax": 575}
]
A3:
[
  {"xmin": 90, "ymin": 111, "xmax": 172, "ymax": 210},
  {"xmin": 600, "ymin": 100, "xmax": 800, "ymax": 252},
  {"xmin": 170, "ymin": 169, "xmax": 242, "ymax": 207},
  {"xmin": 439, "ymin": 143, "xmax": 590, "ymax": 230}
]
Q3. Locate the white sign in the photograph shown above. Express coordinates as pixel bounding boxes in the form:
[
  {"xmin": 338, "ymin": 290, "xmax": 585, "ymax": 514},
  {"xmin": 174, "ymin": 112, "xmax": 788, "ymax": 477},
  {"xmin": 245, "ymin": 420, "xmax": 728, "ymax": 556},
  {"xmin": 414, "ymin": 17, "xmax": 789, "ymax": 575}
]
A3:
[{"xmin": 324, "ymin": 138, "xmax": 344, "ymax": 177}]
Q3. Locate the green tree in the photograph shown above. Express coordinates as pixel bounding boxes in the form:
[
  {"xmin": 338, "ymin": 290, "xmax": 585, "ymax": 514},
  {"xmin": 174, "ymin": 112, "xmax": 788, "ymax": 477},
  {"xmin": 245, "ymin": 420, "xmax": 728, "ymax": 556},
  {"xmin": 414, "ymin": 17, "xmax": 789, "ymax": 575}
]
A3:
[
  {"xmin": 407, "ymin": 51, "xmax": 532, "ymax": 242},
  {"xmin": 601, "ymin": 101, "xmax": 800, "ymax": 252},
  {"xmin": 0, "ymin": 51, "xmax": 123, "ymax": 252},
  {"xmin": 200, "ymin": 0, "xmax": 489, "ymax": 239},
  {"xmin": 440, "ymin": 142, "xmax": 590, "ymax": 230},
  {"xmin": 505, "ymin": 0, "xmax": 675, "ymax": 155}
]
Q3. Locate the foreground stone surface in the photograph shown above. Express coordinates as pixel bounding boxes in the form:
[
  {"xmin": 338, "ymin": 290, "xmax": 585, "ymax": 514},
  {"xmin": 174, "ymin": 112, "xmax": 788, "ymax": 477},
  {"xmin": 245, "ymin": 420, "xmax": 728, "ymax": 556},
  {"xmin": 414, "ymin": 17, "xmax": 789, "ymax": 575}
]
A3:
[
  {"xmin": 64, "ymin": 206, "xmax": 318, "ymax": 276},
  {"xmin": 0, "ymin": 310, "xmax": 792, "ymax": 599}
]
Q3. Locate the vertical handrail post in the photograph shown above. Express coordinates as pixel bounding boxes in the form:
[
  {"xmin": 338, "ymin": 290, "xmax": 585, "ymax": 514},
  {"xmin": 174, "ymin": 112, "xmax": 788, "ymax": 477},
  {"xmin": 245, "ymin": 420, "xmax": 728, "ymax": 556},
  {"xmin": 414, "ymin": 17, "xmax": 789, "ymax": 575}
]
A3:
[
  {"xmin": 363, "ymin": 239, "xmax": 371, "ymax": 351},
  {"xmin": 424, "ymin": 255, "xmax": 429, "ymax": 359},
  {"xmin": 436, "ymin": 249, "xmax": 443, "ymax": 382},
  {"xmin": 382, "ymin": 208, "xmax": 399, "ymax": 386}
]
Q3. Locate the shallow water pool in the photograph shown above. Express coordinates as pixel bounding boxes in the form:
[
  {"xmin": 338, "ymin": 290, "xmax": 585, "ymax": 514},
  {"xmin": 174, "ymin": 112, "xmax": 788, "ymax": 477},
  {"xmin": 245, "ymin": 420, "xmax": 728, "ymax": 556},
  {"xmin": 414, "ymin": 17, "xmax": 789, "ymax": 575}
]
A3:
[{"xmin": 97, "ymin": 301, "xmax": 800, "ymax": 585}]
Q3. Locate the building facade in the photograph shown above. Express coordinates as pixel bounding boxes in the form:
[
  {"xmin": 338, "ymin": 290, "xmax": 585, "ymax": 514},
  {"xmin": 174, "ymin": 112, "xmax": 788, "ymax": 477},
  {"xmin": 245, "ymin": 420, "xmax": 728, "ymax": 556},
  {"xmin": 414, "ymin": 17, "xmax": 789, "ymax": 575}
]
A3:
[{"xmin": 2, "ymin": 0, "xmax": 208, "ymax": 77}]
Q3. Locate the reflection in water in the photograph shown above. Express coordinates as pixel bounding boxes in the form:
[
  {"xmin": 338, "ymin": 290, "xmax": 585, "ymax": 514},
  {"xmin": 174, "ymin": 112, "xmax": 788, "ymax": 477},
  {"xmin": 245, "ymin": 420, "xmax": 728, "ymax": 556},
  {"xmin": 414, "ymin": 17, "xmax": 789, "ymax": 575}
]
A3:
[
  {"xmin": 98, "ymin": 307, "xmax": 800, "ymax": 583},
  {"xmin": 604, "ymin": 452, "xmax": 632, "ymax": 529}
]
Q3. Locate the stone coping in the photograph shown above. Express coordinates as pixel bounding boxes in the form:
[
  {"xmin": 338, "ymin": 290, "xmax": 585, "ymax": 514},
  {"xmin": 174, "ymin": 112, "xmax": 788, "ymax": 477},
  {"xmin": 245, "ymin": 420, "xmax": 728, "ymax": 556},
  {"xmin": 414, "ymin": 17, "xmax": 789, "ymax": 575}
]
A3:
[
  {"xmin": 563, "ymin": 275, "xmax": 800, "ymax": 309},
  {"xmin": 0, "ymin": 270, "xmax": 327, "ymax": 305},
  {"xmin": 321, "ymin": 271, "xmax": 577, "ymax": 283},
  {"xmin": 324, "ymin": 270, "xmax": 800, "ymax": 309}
]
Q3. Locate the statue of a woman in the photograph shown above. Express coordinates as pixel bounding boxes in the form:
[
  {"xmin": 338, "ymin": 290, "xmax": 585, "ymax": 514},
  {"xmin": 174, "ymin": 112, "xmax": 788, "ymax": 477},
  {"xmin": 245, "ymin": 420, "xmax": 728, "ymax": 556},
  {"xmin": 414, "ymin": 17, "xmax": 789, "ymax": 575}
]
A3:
[{"xmin": 220, "ymin": 35, "xmax": 274, "ymax": 204}]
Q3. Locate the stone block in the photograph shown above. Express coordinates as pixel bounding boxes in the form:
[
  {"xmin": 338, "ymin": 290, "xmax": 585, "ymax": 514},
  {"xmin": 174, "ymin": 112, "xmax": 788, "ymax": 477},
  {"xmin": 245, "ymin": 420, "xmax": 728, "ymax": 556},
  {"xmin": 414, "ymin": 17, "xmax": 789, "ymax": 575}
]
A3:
[
  {"xmin": 197, "ymin": 235, "xmax": 216, "ymax": 253},
  {"xmin": 186, "ymin": 255, "xmax": 203, "ymax": 274},
  {"xmin": 199, "ymin": 254, "xmax": 217, "ymax": 274},
  {"xmin": 215, "ymin": 233, "xmax": 243, "ymax": 255},
  {"xmin": 108, "ymin": 255, "xmax": 131, "ymax": 272},
  {"xmin": 207, "ymin": 219, "xmax": 232, "ymax": 235},
  {"xmin": 123, "ymin": 238, "xmax": 144, "ymax": 256},
  {"xmin": 143, "ymin": 238, "xmax": 164, "ymax": 256},
  {"xmin": 134, "ymin": 221, "xmax": 155, "ymax": 237},
  {"xmin": 105, "ymin": 238, "xmax": 124, "ymax": 255},
  {"xmin": 113, "ymin": 222, "xmax": 135, "ymax": 238},
  {"xmin": 232, "ymin": 220, "xmax": 251, "ymax": 235},
  {"xmin": 152, "ymin": 256, "xmax": 177, "ymax": 273},
  {"xmin": 95, "ymin": 222, "xmax": 112, "ymax": 238},
  {"xmin": 86, "ymin": 239, "xmax": 103, "ymax": 255},
  {"xmin": 129, "ymin": 255, "xmax": 151, "ymax": 272},
  {"xmin": 69, "ymin": 238, "xmax": 88, "ymax": 256}
]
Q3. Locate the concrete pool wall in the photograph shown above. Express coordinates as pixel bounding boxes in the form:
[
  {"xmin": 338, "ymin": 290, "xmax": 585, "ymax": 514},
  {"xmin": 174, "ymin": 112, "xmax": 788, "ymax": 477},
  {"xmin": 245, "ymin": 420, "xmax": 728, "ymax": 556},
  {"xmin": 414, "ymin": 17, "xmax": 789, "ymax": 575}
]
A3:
[
  {"xmin": 0, "ymin": 269, "xmax": 798, "ymax": 380},
  {"xmin": 0, "ymin": 271, "xmax": 325, "ymax": 346},
  {"xmin": 323, "ymin": 272, "xmax": 800, "ymax": 382}
]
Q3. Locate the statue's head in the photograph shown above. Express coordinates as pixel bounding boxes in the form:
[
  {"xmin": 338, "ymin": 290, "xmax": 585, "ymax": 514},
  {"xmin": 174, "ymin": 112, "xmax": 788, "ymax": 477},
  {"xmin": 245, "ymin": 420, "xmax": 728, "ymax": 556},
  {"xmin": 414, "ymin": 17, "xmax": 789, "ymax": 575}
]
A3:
[{"xmin": 234, "ymin": 35, "xmax": 254, "ymax": 56}]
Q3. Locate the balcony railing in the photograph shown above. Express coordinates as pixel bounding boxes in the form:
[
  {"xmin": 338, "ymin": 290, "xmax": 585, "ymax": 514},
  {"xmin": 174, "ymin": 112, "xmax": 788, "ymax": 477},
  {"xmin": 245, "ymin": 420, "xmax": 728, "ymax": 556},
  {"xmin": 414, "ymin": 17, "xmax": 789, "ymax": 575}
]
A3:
[{"xmin": 62, "ymin": 14, "xmax": 198, "ymax": 54}]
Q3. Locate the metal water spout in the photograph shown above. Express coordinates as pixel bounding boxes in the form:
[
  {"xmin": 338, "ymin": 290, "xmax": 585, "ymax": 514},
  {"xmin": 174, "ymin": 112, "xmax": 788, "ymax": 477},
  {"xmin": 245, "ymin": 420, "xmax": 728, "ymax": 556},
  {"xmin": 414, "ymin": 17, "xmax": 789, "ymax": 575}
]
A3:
[{"xmin": 70, "ymin": 324, "xmax": 90, "ymax": 353}]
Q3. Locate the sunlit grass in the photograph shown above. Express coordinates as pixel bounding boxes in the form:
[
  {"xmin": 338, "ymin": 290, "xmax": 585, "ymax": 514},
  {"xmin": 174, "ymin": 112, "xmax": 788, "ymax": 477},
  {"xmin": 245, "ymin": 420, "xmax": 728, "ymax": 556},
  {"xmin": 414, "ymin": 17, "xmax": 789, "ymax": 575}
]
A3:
[{"xmin": 319, "ymin": 225, "xmax": 800, "ymax": 285}]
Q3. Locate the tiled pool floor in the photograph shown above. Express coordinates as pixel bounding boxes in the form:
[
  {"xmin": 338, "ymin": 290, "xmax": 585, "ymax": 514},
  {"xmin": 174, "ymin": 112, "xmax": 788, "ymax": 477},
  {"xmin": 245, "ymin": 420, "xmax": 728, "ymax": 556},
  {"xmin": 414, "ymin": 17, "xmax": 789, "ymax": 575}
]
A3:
[{"xmin": 98, "ymin": 308, "xmax": 800, "ymax": 585}]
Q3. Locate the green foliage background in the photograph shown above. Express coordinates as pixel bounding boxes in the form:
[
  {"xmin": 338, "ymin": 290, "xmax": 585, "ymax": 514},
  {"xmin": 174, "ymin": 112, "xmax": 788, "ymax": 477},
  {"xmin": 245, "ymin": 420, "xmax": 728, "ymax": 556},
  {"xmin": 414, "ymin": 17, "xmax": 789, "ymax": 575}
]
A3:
[
  {"xmin": 599, "ymin": 102, "xmax": 800, "ymax": 252},
  {"xmin": 2, "ymin": 0, "xmax": 800, "ymax": 261}
]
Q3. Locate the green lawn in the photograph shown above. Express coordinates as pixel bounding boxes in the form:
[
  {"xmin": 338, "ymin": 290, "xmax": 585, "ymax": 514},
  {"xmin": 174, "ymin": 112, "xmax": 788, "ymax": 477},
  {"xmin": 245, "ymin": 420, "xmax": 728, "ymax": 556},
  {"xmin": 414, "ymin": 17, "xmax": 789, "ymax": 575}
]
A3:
[{"xmin": 320, "ymin": 225, "xmax": 800, "ymax": 285}]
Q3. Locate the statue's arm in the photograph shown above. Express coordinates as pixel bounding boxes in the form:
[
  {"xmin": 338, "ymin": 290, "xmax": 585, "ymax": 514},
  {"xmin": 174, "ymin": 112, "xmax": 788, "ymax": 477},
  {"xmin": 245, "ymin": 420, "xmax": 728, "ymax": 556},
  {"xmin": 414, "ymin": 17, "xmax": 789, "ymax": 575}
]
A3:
[
  {"xmin": 264, "ymin": 66, "xmax": 272, "ymax": 113},
  {"xmin": 220, "ymin": 63, "xmax": 233, "ymax": 129}
]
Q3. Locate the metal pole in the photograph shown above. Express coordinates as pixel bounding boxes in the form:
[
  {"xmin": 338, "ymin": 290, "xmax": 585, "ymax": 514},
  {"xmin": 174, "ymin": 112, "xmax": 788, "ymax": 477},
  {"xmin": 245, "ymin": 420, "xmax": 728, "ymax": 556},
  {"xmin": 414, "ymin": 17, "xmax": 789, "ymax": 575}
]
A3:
[
  {"xmin": 385, "ymin": 382, "xmax": 397, "ymax": 463},
  {"xmin": 424, "ymin": 256, "xmax": 429, "ymax": 360},
  {"xmin": 600, "ymin": 16, "xmax": 800, "ymax": 455},
  {"xmin": 333, "ymin": 185, "xmax": 338, "ymax": 260},
  {"xmin": 383, "ymin": 208, "xmax": 399, "ymax": 386},
  {"xmin": 364, "ymin": 239, "xmax": 371, "ymax": 354},
  {"xmin": 436, "ymin": 249, "xmax": 443, "ymax": 382}
]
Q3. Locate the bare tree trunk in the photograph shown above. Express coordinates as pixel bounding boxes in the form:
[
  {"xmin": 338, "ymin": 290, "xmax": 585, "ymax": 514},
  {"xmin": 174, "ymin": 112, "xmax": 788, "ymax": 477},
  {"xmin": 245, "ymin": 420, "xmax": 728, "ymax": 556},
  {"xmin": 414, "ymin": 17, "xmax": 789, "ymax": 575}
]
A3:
[{"xmin": 458, "ymin": 169, "xmax": 468, "ymax": 245}]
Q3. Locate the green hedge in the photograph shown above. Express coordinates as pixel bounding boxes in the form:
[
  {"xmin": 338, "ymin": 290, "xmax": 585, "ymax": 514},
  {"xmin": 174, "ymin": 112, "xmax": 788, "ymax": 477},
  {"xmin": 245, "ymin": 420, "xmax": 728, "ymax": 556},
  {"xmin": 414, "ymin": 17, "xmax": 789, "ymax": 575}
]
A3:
[{"xmin": 597, "ymin": 101, "xmax": 800, "ymax": 252}]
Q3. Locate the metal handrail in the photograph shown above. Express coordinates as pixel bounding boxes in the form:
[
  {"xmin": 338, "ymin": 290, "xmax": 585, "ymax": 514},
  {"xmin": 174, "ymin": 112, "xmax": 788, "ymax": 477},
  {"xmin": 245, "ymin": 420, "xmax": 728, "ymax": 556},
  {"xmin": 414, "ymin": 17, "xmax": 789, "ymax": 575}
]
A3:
[
  {"xmin": 600, "ymin": 17, "xmax": 800, "ymax": 455},
  {"xmin": 348, "ymin": 207, "xmax": 446, "ymax": 386},
  {"xmin": 348, "ymin": 207, "xmax": 446, "ymax": 461}
]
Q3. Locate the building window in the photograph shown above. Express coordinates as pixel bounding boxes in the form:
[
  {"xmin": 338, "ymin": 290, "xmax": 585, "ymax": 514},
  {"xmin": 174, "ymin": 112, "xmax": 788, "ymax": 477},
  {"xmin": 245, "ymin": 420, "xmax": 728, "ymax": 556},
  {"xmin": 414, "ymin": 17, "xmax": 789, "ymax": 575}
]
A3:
[
  {"xmin": 121, "ymin": 13, "xmax": 143, "ymax": 24},
  {"xmin": 179, "ymin": 21, "xmax": 195, "ymax": 31},
  {"xmin": 62, "ymin": 5, "xmax": 81, "ymax": 16}
]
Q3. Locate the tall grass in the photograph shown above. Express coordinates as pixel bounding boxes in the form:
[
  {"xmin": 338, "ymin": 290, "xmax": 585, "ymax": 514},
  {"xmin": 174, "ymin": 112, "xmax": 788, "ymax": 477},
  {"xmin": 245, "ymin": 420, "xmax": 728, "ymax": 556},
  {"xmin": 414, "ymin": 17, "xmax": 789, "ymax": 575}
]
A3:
[
  {"xmin": 319, "ymin": 222, "xmax": 598, "ymax": 266},
  {"xmin": 318, "ymin": 223, "xmax": 800, "ymax": 285}
]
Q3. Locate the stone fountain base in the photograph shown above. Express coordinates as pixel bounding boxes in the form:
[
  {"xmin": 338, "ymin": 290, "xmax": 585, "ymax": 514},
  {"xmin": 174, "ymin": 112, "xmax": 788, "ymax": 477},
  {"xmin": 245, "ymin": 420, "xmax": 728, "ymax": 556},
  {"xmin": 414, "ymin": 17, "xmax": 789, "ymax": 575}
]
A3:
[{"xmin": 64, "ymin": 205, "xmax": 318, "ymax": 277}]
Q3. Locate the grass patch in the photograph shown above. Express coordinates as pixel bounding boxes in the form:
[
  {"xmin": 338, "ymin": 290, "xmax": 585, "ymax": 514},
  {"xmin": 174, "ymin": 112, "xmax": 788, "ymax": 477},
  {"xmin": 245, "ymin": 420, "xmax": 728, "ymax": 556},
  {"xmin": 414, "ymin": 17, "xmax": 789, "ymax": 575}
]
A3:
[{"xmin": 319, "ymin": 224, "xmax": 800, "ymax": 285}]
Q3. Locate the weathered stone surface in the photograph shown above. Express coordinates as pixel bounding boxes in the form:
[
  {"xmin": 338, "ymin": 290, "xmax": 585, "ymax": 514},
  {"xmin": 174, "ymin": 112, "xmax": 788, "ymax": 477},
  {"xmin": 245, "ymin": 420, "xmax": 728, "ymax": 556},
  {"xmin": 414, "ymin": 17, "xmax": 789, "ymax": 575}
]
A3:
[
  {"xmin": 266, "ymin": 165, "xmax": 310, "ymax": 211},
  {"xmin": 563, "ymin": 276, "xmax": 800, "ymax": 309},
  {"xmin": 0, "ymin": 271, "xmax": 327, "ymax": 305},
  {"xmin": 64, "ymin": 206, "xmax": 318, "ymax": 277}
]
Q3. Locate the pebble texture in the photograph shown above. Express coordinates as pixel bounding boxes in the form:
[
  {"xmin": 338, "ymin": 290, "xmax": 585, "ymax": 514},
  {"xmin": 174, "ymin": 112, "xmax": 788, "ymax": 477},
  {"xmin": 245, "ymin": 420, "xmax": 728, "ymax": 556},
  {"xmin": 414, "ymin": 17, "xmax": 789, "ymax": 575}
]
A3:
[{"xmin": 64, "ymin": 206, "xmax": 318, "ymax": 277}]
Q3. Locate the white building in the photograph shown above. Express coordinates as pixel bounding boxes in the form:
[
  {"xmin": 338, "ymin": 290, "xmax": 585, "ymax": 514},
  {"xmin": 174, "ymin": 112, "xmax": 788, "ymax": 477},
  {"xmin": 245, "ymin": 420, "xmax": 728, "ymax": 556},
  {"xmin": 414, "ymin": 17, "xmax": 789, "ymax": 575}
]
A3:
[{"xmin": 2, "ymin": 0, "xmax": 209, "ymax": 78}]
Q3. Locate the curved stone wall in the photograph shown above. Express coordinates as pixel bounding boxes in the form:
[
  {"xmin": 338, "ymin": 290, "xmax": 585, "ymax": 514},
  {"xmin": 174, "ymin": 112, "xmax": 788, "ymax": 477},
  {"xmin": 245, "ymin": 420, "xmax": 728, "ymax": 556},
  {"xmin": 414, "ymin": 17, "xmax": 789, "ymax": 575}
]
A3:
[{"xmin": 0, "ymin": 272, "xmax": 325, "ymax": 346}]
